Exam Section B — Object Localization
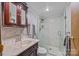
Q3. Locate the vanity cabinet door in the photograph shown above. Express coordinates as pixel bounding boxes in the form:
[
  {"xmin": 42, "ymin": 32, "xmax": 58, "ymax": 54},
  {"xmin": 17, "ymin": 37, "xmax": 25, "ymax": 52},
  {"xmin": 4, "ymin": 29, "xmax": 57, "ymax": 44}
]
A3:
[{"xmin": 18, "ymin": 43, "xmax": 38, "ymax": 56}]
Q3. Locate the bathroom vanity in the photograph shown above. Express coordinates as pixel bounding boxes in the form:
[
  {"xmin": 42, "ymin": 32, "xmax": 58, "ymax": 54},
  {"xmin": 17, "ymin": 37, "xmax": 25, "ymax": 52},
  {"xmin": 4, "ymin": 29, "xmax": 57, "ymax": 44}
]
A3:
[{"xmin": 2, "ymin": 39, "xmax": 39, "ymax": 56}]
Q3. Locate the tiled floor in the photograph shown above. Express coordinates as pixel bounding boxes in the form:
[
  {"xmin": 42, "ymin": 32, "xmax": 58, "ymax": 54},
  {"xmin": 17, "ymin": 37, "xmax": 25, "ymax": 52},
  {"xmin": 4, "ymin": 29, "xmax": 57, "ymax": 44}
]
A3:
[{"xmin": 47, "ymin": 53, "xmax": 56, "ymax": 56}]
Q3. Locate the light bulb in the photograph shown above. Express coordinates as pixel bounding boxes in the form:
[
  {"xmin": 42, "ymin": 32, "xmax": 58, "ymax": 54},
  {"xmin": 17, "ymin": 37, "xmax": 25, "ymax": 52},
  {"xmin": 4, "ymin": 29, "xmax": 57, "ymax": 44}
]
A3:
[{"xmin": 46, "ymin": 8, "xmax": 49, "ymax": 11}]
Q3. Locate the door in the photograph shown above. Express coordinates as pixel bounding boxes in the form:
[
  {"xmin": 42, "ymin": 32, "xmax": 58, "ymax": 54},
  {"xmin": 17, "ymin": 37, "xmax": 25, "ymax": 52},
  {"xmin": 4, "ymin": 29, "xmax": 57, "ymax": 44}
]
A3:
[{"xmin": 71, "ymin": 3, "xmax": 79, "ymax": 56}]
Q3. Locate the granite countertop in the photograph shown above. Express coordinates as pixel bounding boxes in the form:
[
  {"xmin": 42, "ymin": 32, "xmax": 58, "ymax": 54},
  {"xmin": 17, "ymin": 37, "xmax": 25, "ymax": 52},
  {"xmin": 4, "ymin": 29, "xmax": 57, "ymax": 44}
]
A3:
[{"xmin": 2, "ymin": 38, "xmax": 39, "ymax": 56}]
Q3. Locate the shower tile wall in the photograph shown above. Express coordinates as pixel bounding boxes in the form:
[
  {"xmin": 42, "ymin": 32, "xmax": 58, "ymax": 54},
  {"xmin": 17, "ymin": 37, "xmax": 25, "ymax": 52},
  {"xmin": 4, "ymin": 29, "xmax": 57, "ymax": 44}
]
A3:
[
  {"xmin": 38, "ymin": 5, "xmax": 71, "ymax": 55},
  {"xmin": 38, "ymin": 16, "xmax": 65, "ymax": 54}
]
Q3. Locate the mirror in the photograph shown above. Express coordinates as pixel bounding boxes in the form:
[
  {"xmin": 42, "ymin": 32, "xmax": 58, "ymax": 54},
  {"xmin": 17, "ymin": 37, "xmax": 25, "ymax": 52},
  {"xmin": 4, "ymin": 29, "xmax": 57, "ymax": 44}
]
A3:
[{"xmin": 9, "ymin": 3, "xmax": 16, "ymax": 24}]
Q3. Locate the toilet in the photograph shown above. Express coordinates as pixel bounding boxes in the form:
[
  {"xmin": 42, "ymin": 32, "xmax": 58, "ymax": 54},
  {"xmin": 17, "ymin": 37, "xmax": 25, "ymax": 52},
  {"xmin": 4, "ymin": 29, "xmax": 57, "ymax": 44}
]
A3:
[{"xmin": 37, "ymin": 47, "xmax": 47, "ymax": 56}]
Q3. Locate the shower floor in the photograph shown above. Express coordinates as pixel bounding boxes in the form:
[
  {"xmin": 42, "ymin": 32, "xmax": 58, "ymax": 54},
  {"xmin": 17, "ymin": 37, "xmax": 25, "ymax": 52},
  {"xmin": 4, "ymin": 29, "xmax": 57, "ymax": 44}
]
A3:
[
  {"xmin": 47, "ymin": 53, "xmax": 56, "ymax": 56},
  {"xmin": 46, "ymin": 47, "xmax": 66, "ymax": 56}
]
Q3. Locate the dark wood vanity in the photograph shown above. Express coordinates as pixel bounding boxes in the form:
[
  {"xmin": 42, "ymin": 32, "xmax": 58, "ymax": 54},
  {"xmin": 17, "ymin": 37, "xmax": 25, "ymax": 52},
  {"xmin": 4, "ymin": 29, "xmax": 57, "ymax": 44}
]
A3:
[{"xmin": 18, "ymin": 43, "xmax": 38, "ymax": 56}]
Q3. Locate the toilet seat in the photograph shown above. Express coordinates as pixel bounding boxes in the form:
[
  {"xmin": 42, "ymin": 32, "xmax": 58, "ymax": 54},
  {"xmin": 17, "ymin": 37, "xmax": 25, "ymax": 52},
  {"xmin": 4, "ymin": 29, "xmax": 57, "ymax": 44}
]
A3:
[{"xmin": 37, "ymin": 47, "xmax": 47, "ymax": 56}]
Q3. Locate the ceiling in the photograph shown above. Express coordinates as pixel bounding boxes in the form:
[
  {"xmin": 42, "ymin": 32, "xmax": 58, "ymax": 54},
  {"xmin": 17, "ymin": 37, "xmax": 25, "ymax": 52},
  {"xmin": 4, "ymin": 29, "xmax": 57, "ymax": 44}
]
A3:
[{"xmin": 27, "ymin": 2, "xmax": 70, "ymax": 19}]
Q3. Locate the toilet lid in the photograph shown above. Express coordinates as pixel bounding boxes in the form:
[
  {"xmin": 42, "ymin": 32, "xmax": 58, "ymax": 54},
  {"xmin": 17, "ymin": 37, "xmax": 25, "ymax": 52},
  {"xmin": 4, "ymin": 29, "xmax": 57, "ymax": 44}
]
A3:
[{"xmin": 38, "ymin": 47, "xmax": 47, "ymax": 54}]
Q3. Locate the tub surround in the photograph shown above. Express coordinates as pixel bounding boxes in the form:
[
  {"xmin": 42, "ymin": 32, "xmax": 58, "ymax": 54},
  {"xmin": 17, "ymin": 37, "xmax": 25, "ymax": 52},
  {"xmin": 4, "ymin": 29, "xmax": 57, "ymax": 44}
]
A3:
[{"xmin": 2, "ymin": 38, "xmax": 39, "ymax": 56}]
